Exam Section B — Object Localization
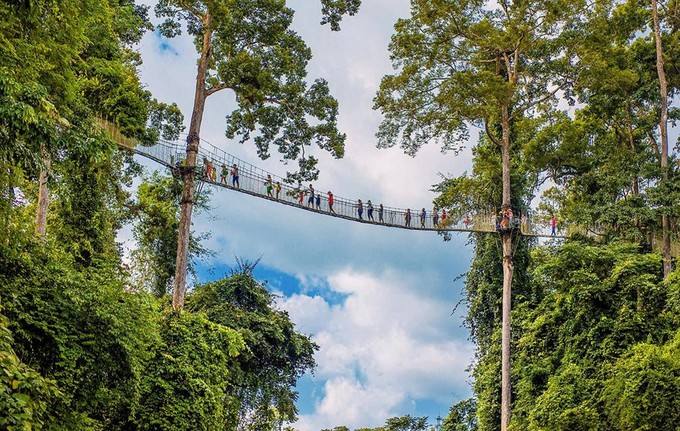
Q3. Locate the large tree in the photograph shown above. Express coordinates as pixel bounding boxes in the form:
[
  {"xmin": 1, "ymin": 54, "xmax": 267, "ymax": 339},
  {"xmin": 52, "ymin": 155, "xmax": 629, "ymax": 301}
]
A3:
[
  {"xmin": 153, "ymin": 0, "xmax": 360, "ymax": 310},
  {"xmin": 374, "ymin": 1, "xmax": 581, "ymax": 428}
]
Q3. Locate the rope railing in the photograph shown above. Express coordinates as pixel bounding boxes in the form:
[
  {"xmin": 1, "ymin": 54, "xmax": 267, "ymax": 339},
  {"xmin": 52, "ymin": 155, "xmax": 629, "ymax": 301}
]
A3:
[{"xmin": 98, "ymin": 118, "xmax": 572, "ymax": 237}]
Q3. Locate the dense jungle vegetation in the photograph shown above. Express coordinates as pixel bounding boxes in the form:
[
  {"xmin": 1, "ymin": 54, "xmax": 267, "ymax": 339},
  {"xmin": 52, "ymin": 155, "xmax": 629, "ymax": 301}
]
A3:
[{"xmin": 1, "ymin": 0, "xmax": 679, "ymax": 430}]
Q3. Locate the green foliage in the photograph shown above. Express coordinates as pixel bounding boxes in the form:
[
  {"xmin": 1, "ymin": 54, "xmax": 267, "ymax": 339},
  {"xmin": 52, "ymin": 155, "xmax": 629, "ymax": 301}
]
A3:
[
  {"xmin": 131, "ymin": 172, "xmax": 211, "ymax": 296},
  {"xmin": 508, "ymin": 243, "xmax": 679, "ymax": 431},
  {"xmin": 442, "ymin": 398, "xmax": 477, "ymax": 431},
  {"xmin": 187, "ymin": 266, "xmax": 317, "ymax": 425},
  {"xmin": 603, "ymin": 331, "xmax": 680, "ymax": 431},
  {"xmin": 342, "ymin": 415, "xmax": 429, "ymax": 431},
  {"xmin": 0, "ymin": 312, "xmax": 58, "ymax": 431},
  {"xmin": 134, "ymin": 312, "xmax": 244, "ymax": 431},
  {"xmin": 0, "ymin": 240, "xmax": 161, "ymax": 429}
]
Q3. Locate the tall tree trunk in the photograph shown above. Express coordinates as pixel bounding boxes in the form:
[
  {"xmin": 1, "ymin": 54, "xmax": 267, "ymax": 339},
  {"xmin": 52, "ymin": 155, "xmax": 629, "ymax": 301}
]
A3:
[
  {"xmin": 500, "ymin": 103, "xmax": 513, "ymax": 431},
  {"xmin": 173, "ymin": 13, "xmax": 212, "ymax": 311},
  {"xmin": 652, "ymin": 0, "xmax": 672, "ymax": 278},
  {"xmin": 35, "ymin": 143, "xmax": 50, "ymax": 238}
]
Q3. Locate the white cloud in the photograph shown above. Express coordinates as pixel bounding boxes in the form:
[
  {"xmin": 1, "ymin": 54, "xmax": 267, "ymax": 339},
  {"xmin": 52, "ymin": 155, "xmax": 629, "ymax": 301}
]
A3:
[{"xmin": 278, "ymin": 269, "xmax": 474, "ymax": 430}]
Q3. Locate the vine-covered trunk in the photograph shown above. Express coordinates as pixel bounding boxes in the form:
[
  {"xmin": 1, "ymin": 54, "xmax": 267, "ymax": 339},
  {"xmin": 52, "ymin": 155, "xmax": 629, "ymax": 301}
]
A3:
[
  {"xmin": 500, "ymin": 104, "xmax": 513, "ymax": 431},
  {"xmin": 35, "ymin": 143, "xmax": 49, "ymax": 237},
  {"xmin": 652, "ymin": 0, "xmax": 672, "ymax": 278},
  {"xmin": 173, "ymin": 14, "xmax": 211, "ymax": 311}
]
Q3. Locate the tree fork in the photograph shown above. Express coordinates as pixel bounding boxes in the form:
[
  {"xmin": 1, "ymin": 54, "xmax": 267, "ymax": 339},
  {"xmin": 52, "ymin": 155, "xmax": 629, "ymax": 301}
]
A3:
[
  {"xmin": 652, "ymin": 0, "xmax": 672, "ymax": 278},
  {"xmin": 173, "ymin": 13, "xmax": 212, "ymax": 311}
]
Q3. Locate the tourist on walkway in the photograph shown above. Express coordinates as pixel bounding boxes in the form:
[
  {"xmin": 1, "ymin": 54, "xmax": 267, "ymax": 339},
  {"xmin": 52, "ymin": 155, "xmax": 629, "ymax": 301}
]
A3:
[
  {"xmin": 328, "ymin": 191, "xmax": 335, "ymax": 213},
  {"xmin": 464, "ymin": 214, "xmax": 471, "ymax": 229},
  {"xmin": 307, "ymin": 184, "xmax": 315, "ymax": 208},
  {"xmin": 203, "ymin": 157, "xmax": 210, "ymax": 178},
  {"xmin": 367, "ymin": 200, "xmax": 374, "ymax": 221},
  {"xmin": 357, "ymin": 199, "xmax": 364, "ymax": 220},
  {"xmin": 315, "ymin": 194, "xmax": 321, "ymax": 210},
  {"xmin": 231, "ymin": 164, "xmax": 239, "ymax": 188},
  {"xmin": 298, "ymin": 188, "xmax": 304, "ymax": 205},
  {"xmin": 265, "ymin": 175, "xmax": 273, "ymax": 197},
  {"xmin": 405, "ymin": 209, "xmax": 412, "ymax": 227},
  {"xmin": 210, "ymin": 160, "xmax": 216, "ymax": 181},
  {"xmin": 220, "ymin": 164, "xmax": 228, "ymax": 184},
  {"xmin": 274, "ymin": 181, "xmax": 281, "ymax": 199},
  {"xmin": 420, "ymin": 208, "xmax": 426, "ymax": 228},
  {"xmin": 441, "ymin": 209, "xmax": 447, "ymax": 225},
  {"xmin": 378, "ymin": 204, "xmax": 384, "ymax": 223},
  {"xmin": 433, "ymin": 208, "xmax": 439, "ymax": 226},
  {"xmin": 551, "ymin": 214, "xmax": 558, "ymax": 236}
]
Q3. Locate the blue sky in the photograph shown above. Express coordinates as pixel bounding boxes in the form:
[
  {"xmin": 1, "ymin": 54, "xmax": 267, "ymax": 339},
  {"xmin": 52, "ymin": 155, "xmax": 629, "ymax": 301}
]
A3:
[{"xmin": 126, "ymin": 1, "xmax": 479, "ymax": 429}]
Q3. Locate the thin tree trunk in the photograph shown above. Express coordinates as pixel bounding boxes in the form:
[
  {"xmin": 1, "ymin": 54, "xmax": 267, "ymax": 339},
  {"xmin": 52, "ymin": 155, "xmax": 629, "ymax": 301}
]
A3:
[
  {"xmin": 35, "ymin": 143, "xmax": 50, "ymax": 238},
  {"xmin": 500, "ymin": 103, "xmax": 513, "ymax": 431},
  {"xmin": 625, "ymin": 117, "xmax": 639, "ymax": 196},
  {"xmin": 173, "ymin": 13, "xmax": 212, "ymax": 311},
  {"xmin": 652, "ymin": 0, "xmax": 672, "ymax": 278}
]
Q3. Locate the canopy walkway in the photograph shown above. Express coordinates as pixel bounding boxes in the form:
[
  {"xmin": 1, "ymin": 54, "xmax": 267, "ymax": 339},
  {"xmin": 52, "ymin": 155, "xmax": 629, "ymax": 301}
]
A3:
[{"xmin": 99, "ymin": 120, "xmax": 677, "ymax": 246}]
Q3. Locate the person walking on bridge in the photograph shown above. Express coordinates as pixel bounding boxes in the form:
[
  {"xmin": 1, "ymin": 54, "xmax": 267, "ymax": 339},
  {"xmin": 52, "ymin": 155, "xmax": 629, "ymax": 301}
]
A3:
[
  {"xmin": 378, "ymin": 204, "xmax": 384, "ymax": 223},
  {"xmin": 441, "ymin": 209, "xmax": 447, "ymax": 225},
  {"xmin": 265, "ymin": 175, "xmax": 273, "ymax": 198},
  {"xmin": 307, "ymin": 184, "xmax": 315, "ymax": 208},
  {"xmin": 327, "ymin": 191, "xmax": 335, "ymax": 213},
  {"xmin": 315, "ymin": 193, "xmax": 321, "ymax": 210},
  {"xmin": 405, "ymin": 209, "xmax": 412, "ymax": 227},
  {"xmin": 420, "ymin": 208, "xmax": 426, "ymax": 228},
  {"xmin": 433, "ymin": 208, "xmax": 439, "ymax": 226},
  {"xmin": 357, "ymin": 199, "xmax": 364, "ymax": 220},
  {"xmin": 297, "ymin": 188, "xmax": 304, "ymax": 205},
  {"xmin": 274, "ymin": 181, "xmax": 281, "ymax": 200},
  {"xmin": 220, "ymin": 164, "xmax": 228, "ymax": 185},
  {"xmin": 367, "ymin": 200, "xmax": 374, "ymax": 221},
  {"xmin": 551, "ymin": 214, "xmax": 558, "ymax": 236},
  {"xmin": 231, "ymin": 164, "xmax": 240, "ymax": 188},
  {"xmin": 209, "ymin": 159, "xmax": 217, "ymax": 181}
]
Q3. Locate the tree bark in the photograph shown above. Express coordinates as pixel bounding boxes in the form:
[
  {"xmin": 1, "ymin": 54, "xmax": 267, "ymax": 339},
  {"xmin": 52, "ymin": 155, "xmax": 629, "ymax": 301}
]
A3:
[
  {"xmin": 172, "ymin": 13, "xmax": 212, "ymax": 311},
  {"xmin": 500, "ymin": 103, "xmax": 513, "ymax": 431},
  {"xmin": 35, "ymin": 143, "xmax": 50, "ymax": 238},
  {"xmin": 652, "ymin": 0, "xmax": 672, "ymax": 278}
]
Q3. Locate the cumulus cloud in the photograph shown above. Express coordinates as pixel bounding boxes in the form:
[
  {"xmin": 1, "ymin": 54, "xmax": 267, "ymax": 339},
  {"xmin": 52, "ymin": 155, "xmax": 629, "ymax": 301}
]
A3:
[{"xmin": 279, "ymin": 269, "xmax": 474, "ymax": 430}]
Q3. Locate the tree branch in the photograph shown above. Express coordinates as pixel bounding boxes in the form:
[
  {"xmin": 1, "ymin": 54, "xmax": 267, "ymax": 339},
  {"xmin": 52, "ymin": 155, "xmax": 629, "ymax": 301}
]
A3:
[
  {"xmin": 484, "ymin": 118, "xmax": 501, "ymax": 147},
  {"xmin": 205, "ymin": 83, "xmax": 229, "ymax": 97}
]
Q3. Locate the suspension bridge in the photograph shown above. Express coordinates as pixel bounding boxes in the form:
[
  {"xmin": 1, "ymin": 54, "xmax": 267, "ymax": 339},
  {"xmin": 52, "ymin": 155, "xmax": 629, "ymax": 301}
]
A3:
[{"xmin": 99, "ymin": 119, "xmax": 676, "ymax": 246}]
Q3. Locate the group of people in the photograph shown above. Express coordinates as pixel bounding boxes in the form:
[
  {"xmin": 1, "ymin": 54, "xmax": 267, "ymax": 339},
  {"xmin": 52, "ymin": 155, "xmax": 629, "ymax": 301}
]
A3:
[
  {"xmin": 355, "ymin": 199, "xmax": 385, "ymax": 222},
  {"xmin": 201, "ymin": 158, "xmax": 561, "ymax": 236},
  {"xmin": 401, "ymin": 207, "xmax": 450, "ymax": 228},
  {"xmin": 203, "ymin": 157, "xmax": 241, "ymax": 188}
]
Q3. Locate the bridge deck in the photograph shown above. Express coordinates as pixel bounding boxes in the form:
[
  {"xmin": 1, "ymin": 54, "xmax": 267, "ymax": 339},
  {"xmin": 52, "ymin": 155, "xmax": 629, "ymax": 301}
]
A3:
[{"xmin": 97, "ymin": 119, "xmax": 644, "ymax": 241}]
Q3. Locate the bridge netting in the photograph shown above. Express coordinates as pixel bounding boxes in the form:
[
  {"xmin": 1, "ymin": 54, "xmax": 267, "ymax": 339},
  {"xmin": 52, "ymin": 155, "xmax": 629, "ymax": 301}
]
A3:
[{"xmin": 97, "ymin": 119, "xmax": 586, "ymax": 238}]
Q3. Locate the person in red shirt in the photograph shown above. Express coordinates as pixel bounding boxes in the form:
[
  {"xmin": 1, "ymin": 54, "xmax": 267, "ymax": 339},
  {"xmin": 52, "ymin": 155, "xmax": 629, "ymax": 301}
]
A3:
[
  {"xmin": 550, "ymin": 214, "xmax": 558, "ymax": 236},
  {"xmin": 327, "ymin": 191, "xmax": 335, "ymax": 213}
]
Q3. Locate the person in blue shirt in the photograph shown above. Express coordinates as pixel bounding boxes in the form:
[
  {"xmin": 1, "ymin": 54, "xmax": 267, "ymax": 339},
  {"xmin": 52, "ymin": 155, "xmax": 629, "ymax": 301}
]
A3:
[
  {"xmin": 357, "ymin": 199, "xmax": 364, "ymax": 220},
  {"xmin": 420, "ymin": 208, "xmax": 426, "ymax": 228},
  {"xmin": 367, "ymin": 200, "xmax": 374, "ymax": 221}
]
